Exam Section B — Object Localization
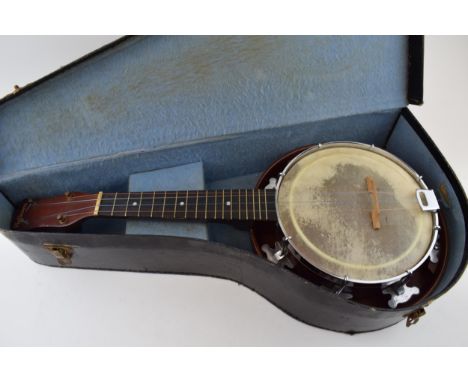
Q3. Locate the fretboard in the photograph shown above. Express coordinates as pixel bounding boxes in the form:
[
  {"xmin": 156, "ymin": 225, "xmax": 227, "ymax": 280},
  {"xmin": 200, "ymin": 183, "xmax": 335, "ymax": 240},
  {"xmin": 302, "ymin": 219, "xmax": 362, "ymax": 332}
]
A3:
[{"xmin": 97, "ymin": 190, "xmax": 277, "ymax": 221}]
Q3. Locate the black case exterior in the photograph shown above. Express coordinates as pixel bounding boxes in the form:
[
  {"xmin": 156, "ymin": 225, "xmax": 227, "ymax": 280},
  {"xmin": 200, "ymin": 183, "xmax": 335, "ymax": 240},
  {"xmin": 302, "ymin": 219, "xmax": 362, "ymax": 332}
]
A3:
[
  {"xmin": 2, "ymin": 227, "xmax": 416, "ymax": 334},
  {"xmin": 1, "ymin": 37, "xmax": 466, "ymax": 333}
]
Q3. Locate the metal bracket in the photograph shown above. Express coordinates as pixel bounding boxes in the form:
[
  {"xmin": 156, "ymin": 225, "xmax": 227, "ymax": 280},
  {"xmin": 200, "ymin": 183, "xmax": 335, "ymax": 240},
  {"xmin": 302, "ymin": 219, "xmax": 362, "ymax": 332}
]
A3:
[
  {"xmin": 261, "ymin": 237, "xmax": 296, "ymax": 267},
  {"xmin": 335, "ymin": 276, "xmax": 349, "ymax": 295},
  {"xmin": 261, "ymin": 243, "xmax": 285, "ymax": 263},
  {"xmin": 429, "ymin": 240, "xmax": 440, "ymax": 264},
  {"xmin": 265, "ymin": 177, "xmax": 277, "ymax": 190},
  {"xmin": 416, "ymin": 189, "xmax": 440, "ymax": 212},
  {"xmin": 383, "ymin": 284, "xmax": 420, "ymax": 308},
  {"xmin": 43, "ymin": 243, "xmax": 74, "ymax": 266}
]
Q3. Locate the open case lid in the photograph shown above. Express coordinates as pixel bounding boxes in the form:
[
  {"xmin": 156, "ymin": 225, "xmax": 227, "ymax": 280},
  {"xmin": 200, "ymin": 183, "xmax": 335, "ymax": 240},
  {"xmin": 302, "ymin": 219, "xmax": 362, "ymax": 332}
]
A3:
[{"xmin": 0, "ymin": 35, "xmax": 423, "ymax": 201}]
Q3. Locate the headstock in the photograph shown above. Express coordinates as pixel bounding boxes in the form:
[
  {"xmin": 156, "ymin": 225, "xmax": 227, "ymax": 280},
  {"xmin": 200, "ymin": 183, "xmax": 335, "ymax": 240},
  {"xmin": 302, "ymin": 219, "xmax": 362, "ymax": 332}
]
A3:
[{"xmin": 12, "ymin": 192, "xmax": 98, "ymax": 231}]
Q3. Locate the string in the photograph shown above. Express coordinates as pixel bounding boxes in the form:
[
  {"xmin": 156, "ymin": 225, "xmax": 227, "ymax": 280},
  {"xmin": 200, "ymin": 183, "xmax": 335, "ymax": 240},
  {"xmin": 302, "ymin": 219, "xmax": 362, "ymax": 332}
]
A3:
[
  {"xmin": 34, "ymin": 204, "xmax": 421, "ymax": 222},
  {"xmin": 36, "ymin": 199, "xmax": 423, "ymax": 211},
  {"xmin": 34, "ymin": 200, "xmax": 420, "ymax": 212},
  {"xmin": 98, "ymin": 203, "xmax": 415, "ymax": 209},
  {"xmin": 40, "ymin": 193, "xmax": 419, "ymax": 206},
  {"xmin": 61, "ymin": 189, "xmax": 401, "ymax": 200},
  {"xmin": 29, "ymin": 188, "xmax": 425, "ymax": 222},
  {"xmin": 34, "ymin": 207, "xmax": 279, "ymax": 221},
  {"xmin": 41, "ymin": 188, "xmax": 410, "ymax": 205},
  {"xmin": 32, "ymin": 197, "xmax": 422, "ymax": 218}
]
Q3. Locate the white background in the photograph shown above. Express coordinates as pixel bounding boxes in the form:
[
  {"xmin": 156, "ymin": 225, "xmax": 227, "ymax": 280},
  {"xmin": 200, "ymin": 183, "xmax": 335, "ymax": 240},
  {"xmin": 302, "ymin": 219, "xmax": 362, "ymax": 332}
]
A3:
[{"xmin": 0, "ymin": 36, "xmax": 466, "ymax": 346}]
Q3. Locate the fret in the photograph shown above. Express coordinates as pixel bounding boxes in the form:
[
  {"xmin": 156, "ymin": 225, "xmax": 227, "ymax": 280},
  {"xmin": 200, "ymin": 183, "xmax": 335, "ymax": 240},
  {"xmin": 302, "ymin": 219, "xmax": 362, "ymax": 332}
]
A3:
[
  {"xmin": 252, "ymin": 189, "xmax": 256, "ymax": 220},
  {"xmin": 138, "ymin": 192, "xmax": 143, "ymax": 217},
  {"xmin": 197, "ymin": 190, "xmax": 205, "ymax": 220},
  {"xmin": 162, "ymin": 191, "xmax": 167, "ymax": 218},
  {"xmin": 264, "ymin": 189, "xmax": 268, "ymax": 220},
  {"xmin": 258, "ymin": 189, "xmax": 261, "ymax": 220},
  {"xmin": 100, "ymin": 193, "xmax": 116, "ymax": 216},
  {"xmin": 245, "ymin": 190, "xmax": 257, "ymax": 220},
  {"xmin": 173, "ymin": 191, "xmax": 186, "ymax": 219},
  {"xmin": 222, "ymin": 189, "xmax": 225, "ymax": 220},
  {"xmin": 124, "ymin": 193, "xmax": 131, "ymax": 216},
  {"xmin": 238, "ymin": 189, "xmax": 241, "ymax": 220},
  {"xmin": 219, "ymin": 190, "xmax": 226, "ymax": 220},
  {"xmin": 214, "ymin": 190, "xmax": 217, "ymax": 219},
  {"xmin": 141, "ymin": 192, "xmax": 154, "ymax": 217},
  {"xmin": 150, "ymin": 191, "xmax": 155, "ymax": 218},
  {"xmin": 185, "ymin": 192, "xmax": 197, "ymax": 220},
  {"xmin": 150, "ymin": 191, "xmax": 162, "ymax": 218},
  {"xmin": 126, "ymin": 193, "xmax": 142, "ymax": 217},
  {"xmin": 228, "ymin": 189, "xmax": 236, "ymax": 221},
  {"xmin": 245, "ymin": 189, "xmax": 248, "ymax": 220},
  {"xmin": 111, "ymin": 192, "xmax": 118, "ymax": 216},
  {"xmin": 205, "ymin": 191, "xmax": 208, "ymax": 220},
  {"xmin": 195, "ymin": 191, "xmax": 199, "ymax": 219}
]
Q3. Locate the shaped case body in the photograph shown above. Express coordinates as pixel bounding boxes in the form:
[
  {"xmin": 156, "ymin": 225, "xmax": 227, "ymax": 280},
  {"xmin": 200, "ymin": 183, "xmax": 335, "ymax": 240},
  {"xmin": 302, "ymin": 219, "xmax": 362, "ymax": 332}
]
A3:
[{"xmin": 1, "ymin": 36, "xmax": 466, "ymax": 333}]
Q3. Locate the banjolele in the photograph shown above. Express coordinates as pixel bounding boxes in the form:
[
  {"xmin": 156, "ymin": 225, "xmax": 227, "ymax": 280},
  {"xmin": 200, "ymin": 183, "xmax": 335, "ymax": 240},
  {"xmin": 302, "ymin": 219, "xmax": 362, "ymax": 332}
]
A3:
[{"xmin": 12, "ymin": 142, "xmax": 447, "ymax": 309}]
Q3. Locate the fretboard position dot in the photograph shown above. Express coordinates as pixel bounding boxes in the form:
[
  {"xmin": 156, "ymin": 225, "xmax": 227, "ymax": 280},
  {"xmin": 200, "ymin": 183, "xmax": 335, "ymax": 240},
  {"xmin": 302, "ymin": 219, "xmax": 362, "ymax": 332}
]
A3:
[
  {"xmin": 226, "ymin": 201, "xmax": 231, "ymax": 206},
  {"xmin": 132, "ymin": 202, "xmax": 138, "ymax": 206},
  {"xmin": 180, "ymin": 201, "xmax": 185, "ymax": 206}
]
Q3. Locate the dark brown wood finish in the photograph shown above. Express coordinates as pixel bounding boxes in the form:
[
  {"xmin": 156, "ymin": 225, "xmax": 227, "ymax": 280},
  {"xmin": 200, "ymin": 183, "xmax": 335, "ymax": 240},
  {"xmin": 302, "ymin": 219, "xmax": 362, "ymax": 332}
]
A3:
[
  {"xmin": 12, "ymin": 189, "xmax": 277, "ymax": 231},
  {"xmin": 12, "ymin": 192, "xmax": 97, "ymax": 231}
]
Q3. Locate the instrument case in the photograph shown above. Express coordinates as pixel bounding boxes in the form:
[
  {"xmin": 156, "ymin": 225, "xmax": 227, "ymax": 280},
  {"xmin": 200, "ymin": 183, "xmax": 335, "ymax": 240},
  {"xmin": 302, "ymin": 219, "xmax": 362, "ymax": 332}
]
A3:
[{"xmin": 0, "ymin": 36, "xmax": 466, "ymax": 333}]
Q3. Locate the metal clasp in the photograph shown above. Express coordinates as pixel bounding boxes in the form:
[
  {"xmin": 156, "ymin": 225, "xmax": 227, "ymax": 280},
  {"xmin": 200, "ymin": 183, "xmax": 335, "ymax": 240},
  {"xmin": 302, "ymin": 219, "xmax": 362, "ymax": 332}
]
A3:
[
  {"xmin": 43, "ymin": 243, "xmax": 74, "ymax": 266},
  {"xmin": 404, "ymin": 307, "xmax": 426, "ymax": 327},
  {"xmin": 416, "ymin": 189, "xmax": 440, "ymax": 212}
]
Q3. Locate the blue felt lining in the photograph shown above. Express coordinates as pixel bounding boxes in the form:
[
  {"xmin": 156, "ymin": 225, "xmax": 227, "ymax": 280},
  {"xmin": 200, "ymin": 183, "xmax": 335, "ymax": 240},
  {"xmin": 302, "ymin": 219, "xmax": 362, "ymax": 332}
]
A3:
[
  {"xmin": 0, "ymin": 110, "xmax": 399, "ymax": 204},
  {"xmin": 207, "ymin": 173, "xmax": 264, "ymax": 251},
  {"xmin": 125, "ymin": 162, "xmax": 208, "ymax": 239},
  {"xmin": 0, "ymin": 36, "xmax": 408, "ymax": 180}
]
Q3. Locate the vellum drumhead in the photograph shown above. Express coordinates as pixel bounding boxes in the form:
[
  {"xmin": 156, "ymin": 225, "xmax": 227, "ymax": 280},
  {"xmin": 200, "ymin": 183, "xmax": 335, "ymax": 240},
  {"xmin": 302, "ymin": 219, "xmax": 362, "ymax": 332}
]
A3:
[{"xmin": 276, "ymin": 143, "xmax": 436, "ymax": 283}]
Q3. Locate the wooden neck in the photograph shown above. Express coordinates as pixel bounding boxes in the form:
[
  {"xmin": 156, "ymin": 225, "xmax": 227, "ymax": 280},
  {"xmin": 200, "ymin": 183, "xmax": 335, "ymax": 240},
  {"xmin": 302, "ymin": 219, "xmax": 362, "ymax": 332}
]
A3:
[
  {"xmin": 97, "ymin": 190, "xmax": 277, "ymax": 222},
  {"xmin": 13, "ymin": 189, "xmax": 277, "ymax": 231}
]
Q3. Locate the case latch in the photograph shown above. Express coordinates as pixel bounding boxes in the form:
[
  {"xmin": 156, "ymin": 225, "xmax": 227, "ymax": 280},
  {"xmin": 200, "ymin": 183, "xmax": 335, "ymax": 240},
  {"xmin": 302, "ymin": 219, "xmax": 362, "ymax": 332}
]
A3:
[
  {"xmin": 404, "ymin": 307, "xmax": 426, "ymax": 327},
  {"xmin": 43, "ymin": 243, "xmax": 74, "ymax": 266}
]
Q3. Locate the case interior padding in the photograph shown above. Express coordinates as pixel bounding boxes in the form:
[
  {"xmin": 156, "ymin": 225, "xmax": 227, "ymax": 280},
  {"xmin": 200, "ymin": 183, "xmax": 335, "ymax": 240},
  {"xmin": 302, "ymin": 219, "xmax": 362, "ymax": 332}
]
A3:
[
  {"xmin": 0, "ymin": 110, "xmax": 400, "ymax": 204},
  {"xmin": 125, "ymin": 162, "xmax": 208, "ymax": 239},
  {"xmin": 2, "ymin": 110, "xmax": 398, "ymax": 226},
  {"xmin": 0, "ymin": 36, "xmax": 409, "ymax": 195}
]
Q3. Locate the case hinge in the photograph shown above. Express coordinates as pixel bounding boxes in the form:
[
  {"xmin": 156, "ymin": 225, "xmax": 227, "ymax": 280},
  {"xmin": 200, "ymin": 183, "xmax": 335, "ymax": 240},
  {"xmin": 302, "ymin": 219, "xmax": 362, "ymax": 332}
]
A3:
[
  {"xmin": 43, "ymin": 243, "xmax": 74, "ymax": 266},
  {"xmin": 404, "ymin": 307, "xmax": 426, "ymax": 327}
]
